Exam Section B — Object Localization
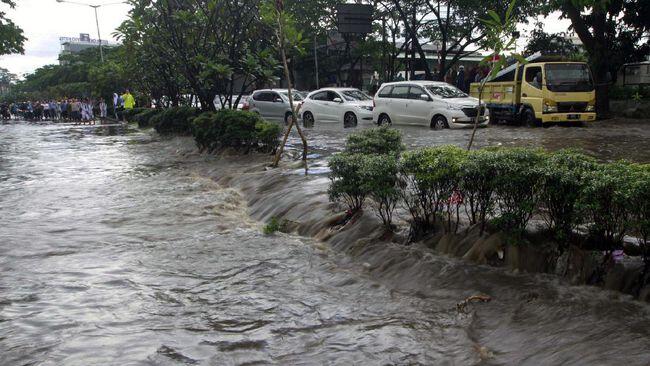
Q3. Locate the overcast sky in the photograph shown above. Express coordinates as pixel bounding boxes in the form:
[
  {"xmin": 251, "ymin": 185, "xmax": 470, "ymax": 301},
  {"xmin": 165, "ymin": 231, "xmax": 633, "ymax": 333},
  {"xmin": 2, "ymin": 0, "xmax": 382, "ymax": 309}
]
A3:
[
  {"xmin": 0, "ymin": 0, "xmax": 131, "ymax": 77},
  {"xmin": 0, "ymin": 1, "xmax": 571, "ymax": 78}
]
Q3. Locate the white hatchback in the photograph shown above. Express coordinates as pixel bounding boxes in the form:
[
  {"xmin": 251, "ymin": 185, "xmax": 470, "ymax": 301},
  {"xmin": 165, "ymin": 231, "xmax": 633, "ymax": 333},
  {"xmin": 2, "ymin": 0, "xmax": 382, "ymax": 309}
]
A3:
[
  {"xmin": 372, "ymin": 81, "xmax": 489, "ymax": 129},
  {"xmin": 301, "ymin": 88, "xmax": 374, "ymax": 127}
]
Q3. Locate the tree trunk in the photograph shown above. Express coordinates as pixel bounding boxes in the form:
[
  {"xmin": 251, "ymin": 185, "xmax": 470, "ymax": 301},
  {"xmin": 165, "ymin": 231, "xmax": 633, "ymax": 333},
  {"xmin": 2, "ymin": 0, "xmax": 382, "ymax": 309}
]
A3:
[
  {"xmin": 592, "ymin": 60, "xmax": 611, "ymax": 116},
  {"xmin": 271, "ymin": 11, "xmax": 308, "ymax": 172}
]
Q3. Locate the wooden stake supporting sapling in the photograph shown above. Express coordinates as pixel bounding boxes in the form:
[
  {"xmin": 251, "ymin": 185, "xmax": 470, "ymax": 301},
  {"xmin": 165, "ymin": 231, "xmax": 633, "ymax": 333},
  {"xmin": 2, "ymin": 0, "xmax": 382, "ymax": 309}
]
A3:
[
  {"xmin": 265, "ymin": 0, "xmax": 309, "ymax": 172},
  {"xmin": 468, "ymin": 0, "xmax": 526, "ymax": 150}
]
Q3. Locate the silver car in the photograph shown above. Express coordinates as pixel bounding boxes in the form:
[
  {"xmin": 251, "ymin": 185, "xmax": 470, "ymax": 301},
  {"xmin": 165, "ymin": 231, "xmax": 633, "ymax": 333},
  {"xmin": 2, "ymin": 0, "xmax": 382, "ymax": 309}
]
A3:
[
  {"xmin": 246, "ymin": 89, "xmax": 304, "ymax": 124},
  {"xmin": 214, "ymin": 95, "xmax": 249, "ymax": 110}
]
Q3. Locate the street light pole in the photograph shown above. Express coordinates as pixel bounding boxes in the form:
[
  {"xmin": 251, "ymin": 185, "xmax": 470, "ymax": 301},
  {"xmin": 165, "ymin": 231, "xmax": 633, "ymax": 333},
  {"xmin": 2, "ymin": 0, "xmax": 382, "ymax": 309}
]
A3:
[
  {"xmin": 56, "ymin": 0, "xmax": 125, "ymax": 63},
  {"xmin": 314, "ymin": 34, "xmax": 319, "ymax": 89},
  {"xmin": 91, "ymin": 5, "xmax": 104, "ymax": 63}
]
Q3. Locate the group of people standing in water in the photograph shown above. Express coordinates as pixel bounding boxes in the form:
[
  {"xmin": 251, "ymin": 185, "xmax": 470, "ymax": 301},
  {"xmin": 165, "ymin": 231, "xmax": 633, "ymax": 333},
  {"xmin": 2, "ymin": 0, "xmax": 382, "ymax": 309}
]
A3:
[
  {"xmin": 2, "ymin": 98, "xmax": 107, "ymax": 124},
  {"xmin": 0, "ymin": 90, "xmax": 136, "ymax": 124}
]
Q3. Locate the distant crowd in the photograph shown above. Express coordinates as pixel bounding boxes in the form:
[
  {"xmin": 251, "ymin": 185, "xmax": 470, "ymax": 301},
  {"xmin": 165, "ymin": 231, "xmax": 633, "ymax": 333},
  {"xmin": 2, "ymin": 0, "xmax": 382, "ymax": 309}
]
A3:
[
  {"xmin": 0, "ymin": 90, "xmax": 136, "ymax": 124},
  {"xmin": 1, "ymin": 98, "xmax": 108, "ymax": 124}
]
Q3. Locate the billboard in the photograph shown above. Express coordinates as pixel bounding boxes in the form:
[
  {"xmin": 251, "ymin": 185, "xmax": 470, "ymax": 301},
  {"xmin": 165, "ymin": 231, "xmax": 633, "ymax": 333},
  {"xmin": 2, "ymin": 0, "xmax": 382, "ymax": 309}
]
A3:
[
  {"xmin": 337, "ymin": 4, "xmax": 373, "ymax": 34},
  {"xmin": 623, "ymin": 63, "xmax": 650, "ymax": 85}
]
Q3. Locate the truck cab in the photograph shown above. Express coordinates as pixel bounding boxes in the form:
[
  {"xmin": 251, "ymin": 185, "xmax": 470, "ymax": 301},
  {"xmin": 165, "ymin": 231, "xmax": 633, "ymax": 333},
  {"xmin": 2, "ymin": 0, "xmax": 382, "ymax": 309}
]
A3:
[{"xmin": 471, "ymin": 55, "xmax": 597, "ymax": 125}]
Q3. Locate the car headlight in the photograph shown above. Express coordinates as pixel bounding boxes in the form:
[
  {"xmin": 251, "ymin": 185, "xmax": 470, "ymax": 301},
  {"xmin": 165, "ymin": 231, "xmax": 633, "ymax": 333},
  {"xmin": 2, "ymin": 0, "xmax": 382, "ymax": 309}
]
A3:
[
  {"xmin": 543, "ymin": 103, "xmax": 557, "ymax": 113},
  {"xmin": 358, "ymin": 106, "xmax": 373, "ymax": 111},
  {"xmin": 446, "ymin": 103, "xmax": 463, "ymax": 110},
  {"xmin": 586, "ymin": 105, "xmax": 595, "ymax": 112}
]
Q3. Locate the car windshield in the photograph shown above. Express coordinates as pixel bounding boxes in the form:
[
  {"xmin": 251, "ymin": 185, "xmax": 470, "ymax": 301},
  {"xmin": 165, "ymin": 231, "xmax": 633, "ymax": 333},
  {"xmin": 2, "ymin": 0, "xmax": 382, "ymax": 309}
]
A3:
[
  {"xmin": 341, "ymin": 90, "xmax": 372, "ymax": 101},
  {"xmin": 545, "ymin": 63, "xmax": 594, "ymax": 92},
  {"xmin": 280, "ymin": 91, "xmax": 304, "ymax": 101},
  {"xmin": 425, "ymin": 85, "xmax": 467, "ymax": 98}
]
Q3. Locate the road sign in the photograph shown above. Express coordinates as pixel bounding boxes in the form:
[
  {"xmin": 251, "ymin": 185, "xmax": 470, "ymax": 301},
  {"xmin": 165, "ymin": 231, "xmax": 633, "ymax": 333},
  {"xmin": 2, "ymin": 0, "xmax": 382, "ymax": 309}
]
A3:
[{"xmin": 337, "ymin": 4, "xmax": 373, "ymax": 34}]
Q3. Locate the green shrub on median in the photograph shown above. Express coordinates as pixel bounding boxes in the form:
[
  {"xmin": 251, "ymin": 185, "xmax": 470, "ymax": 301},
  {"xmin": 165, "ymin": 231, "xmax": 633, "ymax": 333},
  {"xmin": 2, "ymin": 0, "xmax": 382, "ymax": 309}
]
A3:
[
  {"xmin": 629, "ymin": 165, "xmax": 650, "ymax": 268},
  {"xmin": 399, "ymin": 146, "xmax": 467, "ymax": 238},
  {"xmin": 191, "ymin": 110, "xmax": 281, "ymax": 154},
  {"xmin": 328, "ymin": 130, "xmax": 648, "ymax": 263},
  {"xmin": 153, "ymin": 106, "xmax": 200, "ymax": 135},
  {"xmin": 491, "ymin": 148, "xmax": 546, "ymax": 236},
  {"xmin": 133, "ymin": 108, "xmax": 164, "ymax": 128},
  {"xmin": 365, "ymin": 155, "xmax": 400, "ymax": 228},
  {"xmin": 345, "ymin": 126, "xmax": 405, "ymax": 157},
  {"xmin": 255, "ymin": 119, "xmax": 282, "ymax": 154},
  {"xmin": 582, "ymin": 161, "xmax": 636, "ymax": 250},
  {"xmin": 329, "ymin": 127, "xmax": 403, "ymax": 227},
  {"xmin": 539, "ymin": 149, "xmax": 597, "ymax": 249},
  {"xmin": 122, "ymin": 107, "xmax": 147, "ymax": 121},
  {"xmin": 328, "ymin": 153, "xmax": 370, "ymax": 213},
  {"xmin": 459, "ymin": 149, "xmax": 500, "ymax": 235},
  {"xmin": 328, "ymin": 152, "xmax": 400, "ymax": 227}
]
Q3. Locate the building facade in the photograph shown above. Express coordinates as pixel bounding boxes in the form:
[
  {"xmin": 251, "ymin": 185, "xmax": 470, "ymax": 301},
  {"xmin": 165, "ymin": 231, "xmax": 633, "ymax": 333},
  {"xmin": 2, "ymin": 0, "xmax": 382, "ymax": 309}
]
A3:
[{"xmin": 59, "ymin": 33, "xmax": 114, "ymax": 61}]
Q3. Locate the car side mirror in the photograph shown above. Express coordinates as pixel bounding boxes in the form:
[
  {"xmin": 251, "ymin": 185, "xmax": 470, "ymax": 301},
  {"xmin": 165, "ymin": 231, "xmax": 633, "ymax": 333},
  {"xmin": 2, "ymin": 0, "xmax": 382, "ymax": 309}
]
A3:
[
  {"xmin": 274, "ymin": 98, "xmax": 283, "ymax": 103},
  {"xmin": 333, "ymin": 97, "xmax": 343, "ymax": 103},
  {"xmin": 420, "ymin": 94, "xmax": 430, "ymax": 101}
]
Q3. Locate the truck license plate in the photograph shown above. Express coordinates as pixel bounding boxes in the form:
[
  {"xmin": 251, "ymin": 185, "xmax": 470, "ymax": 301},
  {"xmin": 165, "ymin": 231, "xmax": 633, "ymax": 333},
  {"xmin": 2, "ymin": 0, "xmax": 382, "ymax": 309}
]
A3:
[{"xmin": 567, "ymin": 114, "xmax": 580, "ymax": 120}]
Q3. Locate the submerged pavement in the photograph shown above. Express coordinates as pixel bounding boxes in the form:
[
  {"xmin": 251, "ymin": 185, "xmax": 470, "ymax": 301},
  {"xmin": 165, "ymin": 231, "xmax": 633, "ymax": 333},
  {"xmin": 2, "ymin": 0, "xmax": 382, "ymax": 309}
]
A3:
[{"xmin": 0, "ymin": 120, "xmax": 649, "ymax": 365}]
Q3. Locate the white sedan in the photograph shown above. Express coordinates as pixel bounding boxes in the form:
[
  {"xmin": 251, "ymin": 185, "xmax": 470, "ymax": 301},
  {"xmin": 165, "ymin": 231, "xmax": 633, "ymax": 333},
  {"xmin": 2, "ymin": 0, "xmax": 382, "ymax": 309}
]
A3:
[
  {"xmin": 372, "ymin": 81, "xmax": 489, "ymax": 129},
  {"xmin": 301, "ymin": 88, "xmax": 374, "ymax": 127}
]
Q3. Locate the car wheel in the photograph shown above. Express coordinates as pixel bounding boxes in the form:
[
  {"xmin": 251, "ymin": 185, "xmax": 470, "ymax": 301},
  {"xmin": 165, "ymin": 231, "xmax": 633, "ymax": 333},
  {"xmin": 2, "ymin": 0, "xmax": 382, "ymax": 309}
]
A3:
[
  {"xmin": 284, "ymin": 112, "xmax": 293, "ymax": 125},
  {"xmin": 523, "ymin": 108, "xmax": 541, "ymax": 127},
  {"xmin": 378, "ymin": 114, "xmax": 392, "ymax": 126},
  {"xmin": 303, "ymin": 111, "xmax": 314, "ymax": 127},
  {"xmin": 344, "ymin": 112, "xmax": 357, "ymax": 128},
  {"xmin": 431, "ymin": 115, "xmax": 448, "ymax": 130}
]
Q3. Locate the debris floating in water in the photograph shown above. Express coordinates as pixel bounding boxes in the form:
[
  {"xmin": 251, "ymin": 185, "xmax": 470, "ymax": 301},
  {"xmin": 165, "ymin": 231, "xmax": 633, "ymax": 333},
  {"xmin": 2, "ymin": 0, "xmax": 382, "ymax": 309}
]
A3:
[{"xmin": 457, "ymin": 294, "xmax": 492, "ymax": 313}]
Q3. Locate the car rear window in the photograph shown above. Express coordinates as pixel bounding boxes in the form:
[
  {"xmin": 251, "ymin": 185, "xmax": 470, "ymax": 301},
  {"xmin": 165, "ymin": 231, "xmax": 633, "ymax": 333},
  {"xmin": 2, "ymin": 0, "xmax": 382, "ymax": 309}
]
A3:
[
  {"xmin": 311, "ymin": 92, "xmax": 328, "ymax": 101},
  {"xmin": 377, "ymin": 86, "xmax": 393, "ymax": 98}
]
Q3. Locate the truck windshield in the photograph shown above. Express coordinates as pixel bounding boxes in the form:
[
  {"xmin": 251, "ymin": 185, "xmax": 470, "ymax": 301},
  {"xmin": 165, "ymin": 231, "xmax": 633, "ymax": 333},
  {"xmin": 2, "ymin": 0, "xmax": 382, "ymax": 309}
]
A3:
[
  {"xmin": 545, "ymin": 64, "xmax": 594, "ymax": 92},
  {"xmin": 425, "ymin": 85, "xmax": 467, "ymax": 98}
]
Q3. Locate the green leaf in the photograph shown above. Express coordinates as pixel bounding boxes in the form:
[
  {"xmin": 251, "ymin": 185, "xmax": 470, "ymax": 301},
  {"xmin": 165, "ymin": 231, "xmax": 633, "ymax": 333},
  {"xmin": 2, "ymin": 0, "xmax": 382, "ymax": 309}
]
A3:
[{"xmin": 487, "ymin": 10, "xmax": 501, "ymax": 24}]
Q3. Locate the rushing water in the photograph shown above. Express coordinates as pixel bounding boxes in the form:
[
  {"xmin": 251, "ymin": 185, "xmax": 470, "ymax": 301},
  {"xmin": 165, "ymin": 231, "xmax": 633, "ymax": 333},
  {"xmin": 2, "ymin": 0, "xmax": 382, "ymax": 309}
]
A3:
[{"xmin": 1, "ymin": 121, "xmax": 649, "ymax": 366}]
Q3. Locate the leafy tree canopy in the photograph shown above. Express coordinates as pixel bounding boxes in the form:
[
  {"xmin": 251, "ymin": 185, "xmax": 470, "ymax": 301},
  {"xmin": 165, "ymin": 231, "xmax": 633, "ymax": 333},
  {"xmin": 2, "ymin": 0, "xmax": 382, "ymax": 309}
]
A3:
[
  {"xmin": 0, "ymin": 0, "xmax": 26, "ymax": 55},
  {"xmin": 524, "ymin": 22, "xmax": 580, "ymax": 57}
]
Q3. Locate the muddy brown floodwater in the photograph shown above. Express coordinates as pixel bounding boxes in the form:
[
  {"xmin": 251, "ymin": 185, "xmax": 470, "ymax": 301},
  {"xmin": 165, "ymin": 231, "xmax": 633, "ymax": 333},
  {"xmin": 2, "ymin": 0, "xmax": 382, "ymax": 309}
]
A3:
[
  {"xmin": 0, "ymin": 120, "xmax": 649, "ymax": 366},
  {"xmin": 300, "ymin": 118, "xmax": 650, "ymax": 163}
]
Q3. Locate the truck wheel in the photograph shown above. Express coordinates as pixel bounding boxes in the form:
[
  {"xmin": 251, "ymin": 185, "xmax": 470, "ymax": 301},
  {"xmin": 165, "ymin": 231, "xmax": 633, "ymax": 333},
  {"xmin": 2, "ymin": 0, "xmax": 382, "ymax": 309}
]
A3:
[
  {"xmin": 489, "ymin": 110, "xmax": 498, "ymax": 125},
  {"xmin": 523, "ymin": 109, "xmax": 541, "ymax": 127}
]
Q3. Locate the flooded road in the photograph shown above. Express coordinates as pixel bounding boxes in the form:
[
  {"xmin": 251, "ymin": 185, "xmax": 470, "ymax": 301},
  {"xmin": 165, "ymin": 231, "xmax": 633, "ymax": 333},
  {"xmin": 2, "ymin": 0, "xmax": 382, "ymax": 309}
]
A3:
[
  {"xmin": 1, "ymin": 121, "xmax": 649, "ymax": 365},
  {"xmin": 300, "ymin": 118, "xmax": 650, "ymax": 162}
]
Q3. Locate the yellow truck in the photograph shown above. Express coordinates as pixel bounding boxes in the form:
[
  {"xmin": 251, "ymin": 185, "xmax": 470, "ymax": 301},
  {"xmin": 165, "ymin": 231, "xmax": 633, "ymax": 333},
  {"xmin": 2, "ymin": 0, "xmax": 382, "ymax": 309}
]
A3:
[{"xmin": 470, "ymin": 53, "xmax": 597, "ymax": 126}]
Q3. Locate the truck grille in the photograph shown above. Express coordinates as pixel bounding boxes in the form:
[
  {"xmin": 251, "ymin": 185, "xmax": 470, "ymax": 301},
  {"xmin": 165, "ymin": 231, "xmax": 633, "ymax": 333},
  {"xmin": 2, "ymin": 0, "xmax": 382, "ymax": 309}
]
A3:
[
  {"xmin": 462, "ymin": 107, "xmax": 485, "ymax": 117},
  {"xmin": 557, "ymin": 102, "xmax": 588, "ymax": 113}
]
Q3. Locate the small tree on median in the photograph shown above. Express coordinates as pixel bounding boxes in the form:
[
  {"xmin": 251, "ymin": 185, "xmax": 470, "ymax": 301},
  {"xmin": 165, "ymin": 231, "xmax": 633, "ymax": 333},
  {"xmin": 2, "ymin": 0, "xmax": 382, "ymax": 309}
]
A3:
[
  {"xmin": 467, "ymin": 0, "xmax": 526, "ymax": 150},
  {"xmin": 262, "ymin": 0, "xmax": 309, "ymax": 171}
]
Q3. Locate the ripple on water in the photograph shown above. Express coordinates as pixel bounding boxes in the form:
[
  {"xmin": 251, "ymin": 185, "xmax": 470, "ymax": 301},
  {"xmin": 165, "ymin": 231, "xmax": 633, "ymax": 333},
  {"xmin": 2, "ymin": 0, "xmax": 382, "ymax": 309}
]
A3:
[{"xmin": 1, "ymin": 122, "xmax": 649, "ymax": 366}]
